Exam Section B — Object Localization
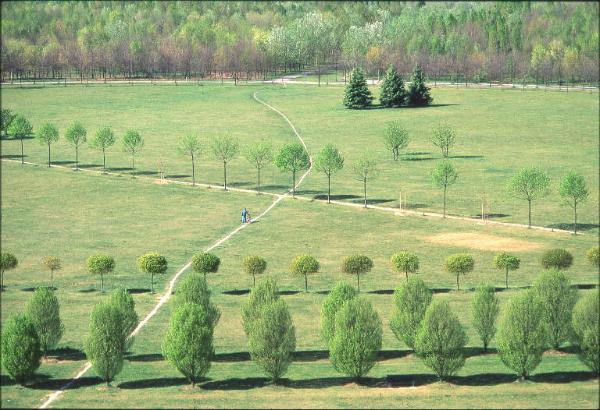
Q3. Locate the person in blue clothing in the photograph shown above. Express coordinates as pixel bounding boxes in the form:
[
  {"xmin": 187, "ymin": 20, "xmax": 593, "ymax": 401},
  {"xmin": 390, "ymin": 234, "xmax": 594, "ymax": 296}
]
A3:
[{"xmin": 241, "ymin": 208, "xmax": 247, "ymax": 223}]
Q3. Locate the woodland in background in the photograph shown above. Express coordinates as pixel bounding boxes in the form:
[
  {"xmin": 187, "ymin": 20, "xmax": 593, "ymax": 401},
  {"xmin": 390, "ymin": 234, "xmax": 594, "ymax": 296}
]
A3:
[{"xmin": 1, "ymin": 1, "xmax": 598, "ymax": 85}]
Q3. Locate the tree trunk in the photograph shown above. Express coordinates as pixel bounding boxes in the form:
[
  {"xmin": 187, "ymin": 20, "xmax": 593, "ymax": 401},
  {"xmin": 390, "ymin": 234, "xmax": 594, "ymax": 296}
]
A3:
[
  {"xmin": 363, "ymin": 179, "xmax": 367, "ymax": 208},
  {"xmin": 101, "ymin": 273, "xmax": 104, "ymax": 293},
  {"xmin": 292, "ymin": 169, "xmax": 296, "ymax": 198},
  {"xmin": 103, "ymin": 149, "xmax": 106, "ymax": 172},
  {"xmin": 51, "ymin": 269, "xmax": 54, "ymax": 289},
  {"xmin": 253, "ymin": 273, "xmax": 256, "ymax": 287},
  {"xmin": 357, "ymin": 273, "xmax": 360, "ymax": 293},
  {"xmin": 48, "ymin": 144, "xmax": 51, "ymax": 167},
  {"xmin": 1, "ymin": 270, "xmax": 3, "ymax": 291},
  {"xmin": 527, "ymin": 199, "xmax": 532, "ymax": 228},
  {"xmin": 456, "ymin": 274, "xmax": 460, "ymax": 291},
  {"xmin": 505, "ymin": 269, "xmax": 509, "ymax": 289},
  {"xmin": 191, "ymin": 154, "xmax": 195, "ymax": 186},
  {"xmin": 405, "ymin": 270, "xmax": 408, "ymax": 281},
  {"xmin": 151, "ymin": 272, "xmax": 154, "ymax": 294},
  {"xmin": 223, "ymin": 161, "xmax": 227, "ymax": 190},
  {"xmin": 132, "ymin": 155, "xmax": 135, "ymax": 175},
  {"xmin": 257, "ymin": 167, "xmax": 261, "ymax": 194},
  {"xmin": 327, "ymin": 174, "xmax": 331, "ymax": 204},
  {"xmin": 75, "ymin": 146, "xmax": 79, "ymax": 170},
  {"xmin": 21, "ymin": 137, "xmax": 24, "ymax": 164},
  {"xmin": 443, "ymin": 185, "xmax": 447, "ymax": 218},
  {"xmin": 573, "ymin": 202, "xmax": 577, "ymax": 234},
  {"xmin": 304, "ymin": 274, "xmax": 308, "ymax": 292}
]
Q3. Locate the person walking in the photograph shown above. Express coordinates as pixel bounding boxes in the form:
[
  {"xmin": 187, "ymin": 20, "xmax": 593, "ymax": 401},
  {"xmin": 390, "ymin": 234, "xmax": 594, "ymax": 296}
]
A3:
[{"xmin": 241, "ymin": 208, "xmax": 247, "ymax": 223}]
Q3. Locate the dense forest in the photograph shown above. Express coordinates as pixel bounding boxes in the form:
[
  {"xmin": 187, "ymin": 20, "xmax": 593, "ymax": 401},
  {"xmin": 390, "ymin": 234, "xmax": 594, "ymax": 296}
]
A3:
[{"xmin": 1, "ymin": 1, "xmax": 598, "ymax": 84}]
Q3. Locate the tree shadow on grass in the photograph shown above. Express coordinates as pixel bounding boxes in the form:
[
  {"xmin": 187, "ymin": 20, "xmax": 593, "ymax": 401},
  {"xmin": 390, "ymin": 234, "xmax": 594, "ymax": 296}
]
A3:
[
  {"xmin": 278, "ymin": 290, "xmax": 301, "ymax": 296},
  {"xmin": 52, "ymin": 160, "xmax": 76, "ymax": 165},
  {"xmin": 530, "ymin": 371, "xmax": 598, "ymax": 383},
  {"xmin": 222, "ymin": 289, "xmax": 250, "ymax": 296},
  {"xmin": 228, "ymin": 181, "xmax": 252, "ymax": 188},
  {"xmin": 377, "ymin": 349, "xmax": 412, "ymax": 361},
  {"xmin": 135, "ymin": 170, "xmax": 158, "ymax": 176},
  {"xmin": 573, "ymin": 284, "xmax": 598, "ymax": 290},
  {"xmin": 108, "ymin": 166, "xmax": 133, "ymax": 172},
  {"xmin": 50, "ymin": 347, "xmax": 86, "ymax": 361},
  {"xmin": 201, "ymin": 377, "xmax": 270, "ymax": 390},
  {"xmin": 78, "ymin": 288, "xmax": 97, "ymax": 293},
  {"xmin": 386, "ymin": 374, "xmax": 438, "ymax": 387},
  {"xmin": 29, "ymin": 376, "xmax": 102, "ymax": 390},
  {"xmin": 546, "ymin": 223, "xmax": 599, "ymax": 232},
  {"xmin": 313, "ymin": 194, "xmax": 360, "ymax": 201},
  {"xmin": 351, "ymin": 198, "xmax": 395, "ymax": 205},
  {"xmin": 368, "ymin": 287, "xmax": 453, "ymax": 295},
  {"xmin": 1, "ymin": 374, "xmax": 17, "ymax": 386},
  {"xmin": 464, "ymin": 347, "xmax": 498, "ymax": 358},
  {"xmin": 405, "ymin": 203, "xmax": 429, "ymax": 209},
  {"xmin": 402, "ymin": 156, "xmax": 435, "ymax": 162},
  {"xmin": 127, "ymin": 353, "xmax": 163, "ymax": 362},
  {"xmin": 77, "ymin": 163, "xmax": 100, "ymax": 169},
  {"xmin": 118, "ymin": 377, "xmax": 189, "ymax": 389},
  {"xmin": 214, "ymin": 352, "xmax": 251, "ymax": 362},
  {"xmin": 450, "ymin": 155, "xmax": 484, "ymax": 159},
  {"xmin": 473, "ymin": 213, "xmax": 511, "ymax": 218},
  {"xmin": 259, "ymin": 184, "xmax": 288, "ymax": 191},
  {"xmin": 1, "ymin": 154, "xmax": 27, "ymax": 160},
  {"xmin": 127, "ymin": 288, "xmax": 151, "ymax": 294},
  {"xmin": 449, "ymin": 373, "xmax": 515, "ymax": 386},
  {"xmin": 167, "ymin": 174, "xmax": 190, "ymax": 179}
]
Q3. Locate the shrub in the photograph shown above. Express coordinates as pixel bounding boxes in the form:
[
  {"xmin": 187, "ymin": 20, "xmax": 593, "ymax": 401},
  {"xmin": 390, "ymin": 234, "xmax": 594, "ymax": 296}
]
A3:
[
  {"xmin": 110, "ymin": 288, "xmax": 139, "ymax": 349},
  {"xmin": 330, "ymin": 298, "xmax": 382, "ymax": 380},
  {"xmin": 541, "ymin": 248, "xmax": 573, "ymax": 270},
  {"xmin": 191, "ymin": 252, "xmax": 220, "ymax": 283},
  {"xmin": 320, "ymin": 281, "xmax": 357, "ymax": 346},
  {"xmin": 85, "ymin": 302, "xmax": 126, "ymax": 385},
  {"xmin": 138, "ymin": 252, "xmax": 168, "ymax": 294},
  {"xmin": 414, "ymin": 300, "xmax": 467, "ymax": 380},
  {"xmin": 571, "ymin": 291, "xmax": 599, "ymax": 374},
  {"xmin": 471, "ymin": 284, "xmax": 499, "ymax": 352},
  {"xmin": 493, "ymin": 252, "xmax": 520, "ymax": 289},
  {"xmin": 496, "ymin": 291, "xmax": 547, "ymax": 380},
  {"xmin": 25, "ymin": 287, "xmax": 64, "ymax": 356},
  {"xmin": 175, "ymin": 273, "xmax": 220, "ymax": 330},
  {"xmin": 248, "ymin": 298, "xmax": 296, "ymax": 383},
  {"xmin": 586, "ymin": 246, "xmax": 599, "ymax": 268},
  {"xmin": 340, "ymin": 254, "xmax": 373, "ymax": 292},
  {"xmin": 532, "ymin": 269, "xmax": 578, "ymax": 348},
  {"xmin": 390, "ymin": 251, "xmax": 419, "ymax": 281},
  {"xmin": 444, "ymin": 254, "xmax": 474, "ymax": 290},
  {"xmin": 290, "ymin": 255, "xmax": 320, "ymax": 292},
  {"xmin": 86, "ymin": 254, "xmax": 115, "ymax": 293},
  {"xmin": 241, "ymin": 277, "xmax": 279, "ymax": 336},
  {"xmin": 162, "ymin": 303, "xmax": 214, "ymax": 386},
  {"xmin": 390, "ymin": 277, "xmax": 432, "ymax": 350},
  {"xmin": 1, "ymin": 314, "xmax": 41, "ymax": 384},
  {"xmin": 242, "ymin": 255, "xmax": 267, "ymax": 287},
  {"xmin": 0, "ymin": 252, "xmax": 18, "ymax": 291}
]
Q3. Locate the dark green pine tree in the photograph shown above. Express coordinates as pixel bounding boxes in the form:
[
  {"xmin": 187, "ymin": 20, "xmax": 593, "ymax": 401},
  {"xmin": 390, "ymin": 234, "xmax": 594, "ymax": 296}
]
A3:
[
  {"xmin": 407, "ymin": 66, "xmax": 433, "ymax": 106},
  {"xmin": 343, "ymin": 68, "xmax": 373, "ymax": 109},
  {"xmin": 379, "ymin": 65, "xmax": 407, "ymax": 107}
]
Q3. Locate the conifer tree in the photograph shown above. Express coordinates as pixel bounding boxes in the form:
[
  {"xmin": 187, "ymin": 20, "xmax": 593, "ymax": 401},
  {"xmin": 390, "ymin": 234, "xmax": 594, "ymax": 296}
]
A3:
[
  {"xmin": 380, "ymin": 65, "xmax": 407, "ymax": 107},
  {"xmin": 407, "ymin": 66, "xmax": 433, "ymax": 106},
  {"xmin": 343, "ymin": 68, "xmax": 373, "ymax": 109}
]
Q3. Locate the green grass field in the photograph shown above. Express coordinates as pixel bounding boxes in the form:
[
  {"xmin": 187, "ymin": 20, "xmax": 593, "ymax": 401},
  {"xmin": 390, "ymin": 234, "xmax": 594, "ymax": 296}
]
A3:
[{"xmin": 1, "ymin": 83, "xmax": 598, "ymax": 408}]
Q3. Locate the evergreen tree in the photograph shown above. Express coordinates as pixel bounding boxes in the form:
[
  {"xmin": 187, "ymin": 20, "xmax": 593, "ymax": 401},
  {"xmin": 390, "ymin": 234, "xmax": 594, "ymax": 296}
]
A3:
[
  {"xmin": 343, "ymin": 68, "xmax": 373, "ymax": 109},
  {"xmin": 380, "ymin": 65, "xmax": 407, "ymax": 107},
  {"xmin": 407, "ymin": 66, "xmax": 433, "ymax": 106}
]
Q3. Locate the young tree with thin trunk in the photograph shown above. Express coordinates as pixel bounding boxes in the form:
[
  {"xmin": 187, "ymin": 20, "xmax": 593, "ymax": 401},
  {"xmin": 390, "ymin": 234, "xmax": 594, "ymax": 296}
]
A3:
[
  {"xmin": 414, "ymin": 300, "xmax": 467, "ymax": 381},
  {"xmin": 245, "ymin": 142, "xmax": 273, "ymax": 194},
  {"xmin": 320, "ymin": 281, "xmax": 357, "ymax": 346},
  {"xmin": 391, "ymin": 251, "xmax": 420, "ymax": 281},
  {"xmin": 7, "ymin": 115, "xmax": 33, "ymax": 164},
  {"xmin": 91, "ymin": 126, "xmax": 116, "ymax": 173},
  {"xmin": 64, "ymin": 121, "xmax": 87, "ymax": 170},
  {"xmin": 431, "ymin": 160, "xmax": 458, "ymax": 217},
  {"xmin": 85, "ymin": 301, "xmax": 126, "ymax": 385},
  {"xmin": 532, "ymin": 269, "xmax": 578, "ymax": 349},
  {"xmin": 290, "ymin": 255, "xmax": 319, "ymax": 292},
  {"xmin": 1, "ymin": 314, "xmax": 41, "ymax": 385},
  {"xmin": 122, "ymin": 129, "xmax": 144, "ymax": 175},
  {"xmin": 191, "ymin": 252, "xmax": 220, "ymax": 284},
  {"xmin": 178, "ymin": 135, "xmax": 202, "ymax": 186},
  {"xmin": 587, "ymin": 246, "xmax": 599, "ymax": 268},
  {"xmin": 341, "ymin": 254, "xmax": 373, "ymax": 293},
  {"xmin": 383, "ymin": 122, "xmax": 409, "ymax": 161},
  {"xmin": 390, "ymin": 277, "xmax": 432, "ymax": 350},
  {"xmin": 445, "ymin": 253, "xmax": 474, "ymax": 291},
  {"xmin": 330, "ymin": 298, "xmax": 382, "ymax": 380},
  {"xmin": 0, "ymin": 252, "xmax": 18, "ymax": 291},
  {"xmin": 242, "ymin": 255, "xmax": 267, "ymax": 287},
  {"xmin": 162, "ymin": 302, "xmax": 214, "ymax": 387},
  {"xmin": 36, "ymin": 123, "xmax": 59, "ymax": 167},
  {"xmin": 558, "ymin": 171, "xmax": 588, "ymax": 234},
  {"xmin": 352, "ymin": 153, "xmax": 378, "ymax": 208},
  {"xmin": 314, "ymin": 144, "xmax": 344, "ymax": 203},
  {"xmin": 42, "ymin": 256, "xmax": 62, "ymax": 289},
  {"xmin": 274, "ymin": 143, "xmax": 310, "ymax": 198},
  {"xmin": 497, "ymin": 290, "xmax": 547, "ymax": 380},
  {"xmin": 25, "ymin": 287, "xmax": 64, "ymax": 357},
  {"xmin": 493, "ymin": 252, "xmax": 520, "ymax": 289},
  {"xmin": 1, "ymin": 108, "xmax": 16, "ymax": 137},
  {"xmin": 211, "ymin": 136, "xmax": 239, "ymax": 190},
  {"xmin": 471, "ymin": 284, "xmax": 499, "ymax": 352},
  {"xmin": 506, "ymin": 166, "xmax": 549, "ymax": 228},
  {"xmin": 87, "ymin": 254, "xmax": 115, "ymax": 293},
  {"xmin": 431, "ymin": 124, "xmax": 455, "ymax": 158},
  {"xmin": 138, "ymin": 252, "xmax": 168, "ymax": 294}
]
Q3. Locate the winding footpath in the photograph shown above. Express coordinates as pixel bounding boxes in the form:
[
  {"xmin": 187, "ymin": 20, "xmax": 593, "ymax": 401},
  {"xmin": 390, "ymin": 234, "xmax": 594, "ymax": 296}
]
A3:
[{"xmin": 37, "ymin": 90, "xmax": 312, "ymax": 409}]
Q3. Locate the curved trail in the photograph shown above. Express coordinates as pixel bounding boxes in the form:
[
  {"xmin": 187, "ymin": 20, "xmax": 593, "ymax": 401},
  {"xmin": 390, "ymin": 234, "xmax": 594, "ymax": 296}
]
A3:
[{"xmin": 38, "ymin": 90, "xmax": 312, "ymax": 409}]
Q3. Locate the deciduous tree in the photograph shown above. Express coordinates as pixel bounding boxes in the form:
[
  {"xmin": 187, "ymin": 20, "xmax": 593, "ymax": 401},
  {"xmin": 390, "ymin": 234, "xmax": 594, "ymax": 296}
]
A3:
[
  {"xmin": 493, "ymin": 252, "xmax": 520, "ymax": 289},
  {"xmin": 391, "ymin": 251, "xmax": 419, "ymax": 281},
  {"xmin": 0, "ymin": 252, "xmax": 18, "ymax": 291},
  {"xmin": 7, "ymin": 114, "xmax": 33, "ymax": 164},
  {"xmin": 431, "ymin": 124, "xmax": 455, "ymax": 158},
  {"xmin": 341, "ymin": 254, "xmax": 373, "ymax": 293},
  {"xmin": 175, "ymin": 273, "xmax": 220, "ymax": 330},
  {"xmin": 42, "ymin": 256, "xmax": 61, "ymax": 288},
  {"xmin": 432, "ymin": 160, "xmax": 458, "ymax": 217},
  {"xmin": 64, "ymin": 121, "xmax": 87, "ymax": 170},
  {"xmin": 541, "ymin": 248, "xmax": 573, "ymax": 270},
  {"xmin": 242, "ymin": 277, "xmax": 279, "ymax": 336},
  {"xmin": 178, "ymin": 135, "xmax": 202, "ymax": 186},
  {"xmin": 138, "ymin": 253, "xmax": 168, "ymax": 294},
  {"xmin": 36, "ymin": 122, "xmax": 59, "ymax": 167},
  {"xmin": 191, "ymin": 252, "xmax": 220, "ymax": 284},
  {"xmin": 122, "ymin": 129, "xmax": 144, "ymax": 174},
  {"xmin": 313, "ymin": 144, "xmax": 344, "ymax": 203},
  {"xmin": 91, "ymin": 126, "xmax": 116, "ymax": 173},
  {"xmin": 571, "ymin": 291, "xmax": 599, "ymax": 374},
  {"xmin": 506, "ymin": 167, "xmax": 549, "ymax": 228},
  {"xmin": 558, "ymin": 171, "xmax": 588, "ymax": 234},
  {"xmin": 245, "ymin": 142, "xmax": 273, "ymax": 194},
  {"xmin": 445, "ymin": 253, "xmax": 474, "ymax": 291},
  {"xmin": 211, "ymin": 136, "xmax": 239, "ymax": 190},
  {"xmin": 471, "ymin": 284, "xmax": 499, "ymax": 352},
  {"xmin": 25, "ymin": 287, "xmax": 64, "ymax": 356},
  {"xmin": 290, "ymin": 255, "xmax": 320, "ymax": 292},
  {"xmin": 242, "ymin": 255, "xmax": 267, "ymax": 287},
  {"xmin": 383, "ymin": 122, "xmax": 409, "ymax": 161},
  {"xmin": 274, "ymin": 143, "xmax": 310, "ymax": 198},
  {"xmin": 352, "ymin": 153, "xmax": 378, "ymax": 208},
  {"xmin": 87, "ymin": 254, "xmax": 115, "ymax": 293},
  {"xmin": 320, "ymin": 281, "xmax": 357, "ymax": 346},
  {"xmin": 1, "ymin": 314, "xmax": 41, "ymax": 385},
  {"xmin": 587, "ymin": 246, "xmax": 599, "ymax": 268},
  {"xmin": 110, "ymin": 288, "xmax": 138, "ymax": 349},
  {"xmin": 390, "ymin": 277, "xmax": 432, "ymax": 350}
]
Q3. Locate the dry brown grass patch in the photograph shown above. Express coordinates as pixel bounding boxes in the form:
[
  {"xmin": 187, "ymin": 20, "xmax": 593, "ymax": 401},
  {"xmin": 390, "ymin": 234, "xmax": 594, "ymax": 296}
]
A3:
[{"xmin": 425, "ymin": 232, "xmax": 543, "ymax": 252}]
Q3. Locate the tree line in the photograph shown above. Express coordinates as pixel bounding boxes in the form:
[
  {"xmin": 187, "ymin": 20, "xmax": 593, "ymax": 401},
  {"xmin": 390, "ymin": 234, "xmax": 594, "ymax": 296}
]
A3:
[
  {"xmin": 1, "ymin": 2, "xmax": 598, "ymax": 85},
  {"xmin": 2, "ymin": 106, "xmax": 592, "ymax": 232},
  {"xmin": 2, "ymin": 247, "xmax": 598, "ymax": 386}
]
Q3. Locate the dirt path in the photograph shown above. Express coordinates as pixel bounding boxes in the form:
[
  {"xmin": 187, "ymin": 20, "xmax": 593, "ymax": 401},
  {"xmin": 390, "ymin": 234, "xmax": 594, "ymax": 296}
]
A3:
[{"xmin": 37, "ymin": 92, "xmax": 312, "ymax": 409}]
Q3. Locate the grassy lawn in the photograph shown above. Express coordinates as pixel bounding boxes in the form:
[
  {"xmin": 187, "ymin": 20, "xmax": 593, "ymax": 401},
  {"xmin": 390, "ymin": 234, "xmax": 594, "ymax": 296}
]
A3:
[
  {"xmin": 1, "ymin": 163, "xmax": 598, "ymax": 408},
  {"xmin": 2, "ymin": 84, "xmax": 598, "ymax": 233}
]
